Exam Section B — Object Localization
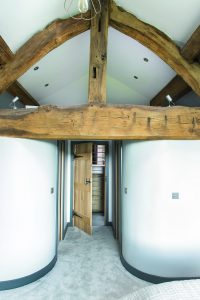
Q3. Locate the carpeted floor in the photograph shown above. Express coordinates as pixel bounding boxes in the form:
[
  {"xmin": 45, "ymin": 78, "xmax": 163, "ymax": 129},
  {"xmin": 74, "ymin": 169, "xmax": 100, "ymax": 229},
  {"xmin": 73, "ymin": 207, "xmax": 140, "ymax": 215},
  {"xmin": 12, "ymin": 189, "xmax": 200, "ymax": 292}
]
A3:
[
  {"xmin": 92, "ymin": 212, "xmax": 105, "ymax": 226},
  {"xmin": 0, "ymin": 226, "xmax": 150, "ymax": 300}
]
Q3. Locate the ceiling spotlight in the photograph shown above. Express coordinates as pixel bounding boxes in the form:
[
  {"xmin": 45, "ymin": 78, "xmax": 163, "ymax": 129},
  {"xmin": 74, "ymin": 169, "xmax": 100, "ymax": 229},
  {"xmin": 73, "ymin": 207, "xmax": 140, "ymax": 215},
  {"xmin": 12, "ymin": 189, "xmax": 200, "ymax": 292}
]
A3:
[
  {"xmin": 34, "ymin": 66, "xmax": 39, "ymax": 71},
  {"xmin": 44, "ymin": 83, "xmax": 49, "ymax": 87},
  {"xmin": 64, "ymin": 0, "xmax": 101, "ymax": 20},
  {"xmin": 9, "ymin": 96, "xmax": 20, "ymax": 109},
  {"xmin": 166, "ymin": 94, "xmax": 175, "ymax": 107},
  {"xmin": 143, "ymin": 57, "xmax": 149, "ymax": 62},
  {"xmin": 134, "ymin": 76, "xmax": 138, "ymax": 79}
]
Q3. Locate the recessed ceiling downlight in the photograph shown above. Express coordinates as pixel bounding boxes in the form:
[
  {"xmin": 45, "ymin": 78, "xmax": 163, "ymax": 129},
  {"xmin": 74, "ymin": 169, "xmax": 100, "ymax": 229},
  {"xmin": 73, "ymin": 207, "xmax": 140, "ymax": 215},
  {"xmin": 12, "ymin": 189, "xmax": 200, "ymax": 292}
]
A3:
[
  {"xmin": 34, "ymin": 66, "xmax": 39, "ymax": 71},
  {"xmin": 133, "ymin": 76, "xmax": 138, "ymax": 79},
  {"xmin": 44, "ymin": 83, "xmax": 49, "ymax": 87},
  {"xmin": 143, "ymin": 57, "xmax": 149, "ymax": 62}
]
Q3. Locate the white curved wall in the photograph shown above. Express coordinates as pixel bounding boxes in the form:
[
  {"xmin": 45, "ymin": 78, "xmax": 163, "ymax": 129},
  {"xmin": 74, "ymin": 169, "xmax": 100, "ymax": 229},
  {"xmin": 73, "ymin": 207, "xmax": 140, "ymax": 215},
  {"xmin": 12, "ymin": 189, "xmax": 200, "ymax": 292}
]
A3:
[
  {"xmin": 0, "ymin": 138, "xmax": 57, "ymax": 281},
  {"xmin": 122, "ymin": 140, "xmax": 200, "ymax": 278}
]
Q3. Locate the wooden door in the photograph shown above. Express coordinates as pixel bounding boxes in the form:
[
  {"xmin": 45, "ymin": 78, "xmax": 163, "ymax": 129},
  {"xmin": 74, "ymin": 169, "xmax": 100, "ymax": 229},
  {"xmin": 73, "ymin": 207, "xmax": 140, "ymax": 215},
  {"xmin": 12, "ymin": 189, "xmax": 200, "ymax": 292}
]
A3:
[{"xmin": 73, "ymin": 143, "xmax": 93, "ymax": 235}]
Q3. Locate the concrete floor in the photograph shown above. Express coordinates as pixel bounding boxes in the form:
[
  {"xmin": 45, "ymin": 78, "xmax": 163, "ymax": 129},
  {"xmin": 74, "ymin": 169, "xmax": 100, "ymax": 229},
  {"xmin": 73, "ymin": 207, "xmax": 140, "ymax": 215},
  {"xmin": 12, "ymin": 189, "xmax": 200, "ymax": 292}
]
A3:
[{"xmin": 0, "ymin": 226, "xmax": 150, "ymax": 300}]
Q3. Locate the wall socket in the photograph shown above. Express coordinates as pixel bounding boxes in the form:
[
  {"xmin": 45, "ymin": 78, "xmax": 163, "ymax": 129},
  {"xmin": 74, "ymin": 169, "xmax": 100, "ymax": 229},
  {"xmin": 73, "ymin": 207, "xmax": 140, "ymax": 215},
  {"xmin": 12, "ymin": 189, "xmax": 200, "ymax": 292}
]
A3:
[
  {"xmin": 51, "ymin": 187, "xmax": 54, "ymax": 194},
  {"xmin": 172, "ymin": 192, "xmax": 179, "ymax": 199}
]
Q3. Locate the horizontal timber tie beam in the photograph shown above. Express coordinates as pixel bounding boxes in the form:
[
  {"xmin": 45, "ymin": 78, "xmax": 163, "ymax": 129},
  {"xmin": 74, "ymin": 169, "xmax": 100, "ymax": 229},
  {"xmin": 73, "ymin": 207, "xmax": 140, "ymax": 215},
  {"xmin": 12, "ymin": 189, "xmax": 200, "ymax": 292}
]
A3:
[{"xmin": 0, "ymin": 104, "xmax": 200, "ymax": 140}]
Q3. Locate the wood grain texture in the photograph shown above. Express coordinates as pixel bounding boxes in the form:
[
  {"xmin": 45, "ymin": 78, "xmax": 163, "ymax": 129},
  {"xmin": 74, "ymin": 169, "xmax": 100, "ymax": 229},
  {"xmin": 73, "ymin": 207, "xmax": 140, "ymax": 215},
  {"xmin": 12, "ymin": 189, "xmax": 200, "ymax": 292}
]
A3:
[
  {"xmin": 88, "ymin": 0, "xmax": 109, "ymax": 104},
  {"xmin": 181, "ymin": 25, "xmax": 200, "ymax": 63},
  {"xmin": 0, "ymin": 36, "xmax": 13, "ymax": 63},
  {"xmin": 0, "ymin": 14, "xmax": 90, "ymax": 93},
  {"xmin": 150, "ymin": 76, "xmax": 192, "ymax": 106},
  {"xmin": 151, "ymin": 26, "xmax": 200, "ymax": 106},
  {"xmin": 74, "ymin": 143, "xmax": 92, "ymax": 235},
  {"xmin": 110, "ymin": 1, "xmax": 200, "ymax": 96},
  {"xmin": 7, "ymin": 82, "xmax": 39, "ymax": 106},
  {"xmin": 1, "ymin": 104, "xmax": 200, "ymax": 139},
  {"xmin": 0, "ymin": 36, "xmax": 39, "ymax": 105},
  {"xmin": 92, "ymin": 173, "xmax": 104, "ymax": 212}
]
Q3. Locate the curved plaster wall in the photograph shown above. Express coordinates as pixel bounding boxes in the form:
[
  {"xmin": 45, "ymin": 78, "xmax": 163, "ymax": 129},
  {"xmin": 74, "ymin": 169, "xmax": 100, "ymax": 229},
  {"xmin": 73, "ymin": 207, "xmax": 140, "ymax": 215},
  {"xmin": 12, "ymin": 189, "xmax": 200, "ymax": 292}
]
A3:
[
  {"xmin": 122, "ymin": 140, "xmax": 200, "ymax": 282},
  {"xmin": 0, "ymin": 138, "xmax": 57, "ymax": 289}
]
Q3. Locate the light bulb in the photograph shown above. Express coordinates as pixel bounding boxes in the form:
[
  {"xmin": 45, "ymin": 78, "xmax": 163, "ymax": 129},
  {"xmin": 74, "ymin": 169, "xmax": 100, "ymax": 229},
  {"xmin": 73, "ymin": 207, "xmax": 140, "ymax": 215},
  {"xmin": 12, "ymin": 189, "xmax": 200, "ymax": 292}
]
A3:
[
  {"xmin": 78, "ymin": 0, "xmax": 89, "ymax": 13},
  {"xmin": 64, "ymin": 0, "xmax": 101, "ymax": 20}
]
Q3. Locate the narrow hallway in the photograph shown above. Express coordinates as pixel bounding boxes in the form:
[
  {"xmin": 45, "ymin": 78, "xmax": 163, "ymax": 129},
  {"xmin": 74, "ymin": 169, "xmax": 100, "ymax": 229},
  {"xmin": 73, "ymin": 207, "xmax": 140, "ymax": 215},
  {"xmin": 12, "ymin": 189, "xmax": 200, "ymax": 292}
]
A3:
[{"xmin": 0, "ymin": 227, "xmax": 149, "ymax": 300}]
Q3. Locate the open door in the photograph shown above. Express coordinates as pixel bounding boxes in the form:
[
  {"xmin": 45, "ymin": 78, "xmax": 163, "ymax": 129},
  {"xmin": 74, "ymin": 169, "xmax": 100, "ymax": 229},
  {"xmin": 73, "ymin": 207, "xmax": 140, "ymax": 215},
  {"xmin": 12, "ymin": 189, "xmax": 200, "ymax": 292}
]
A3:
[{"xmin": 73, "ymin": 143, "xmax": 93, "ymax": 235}]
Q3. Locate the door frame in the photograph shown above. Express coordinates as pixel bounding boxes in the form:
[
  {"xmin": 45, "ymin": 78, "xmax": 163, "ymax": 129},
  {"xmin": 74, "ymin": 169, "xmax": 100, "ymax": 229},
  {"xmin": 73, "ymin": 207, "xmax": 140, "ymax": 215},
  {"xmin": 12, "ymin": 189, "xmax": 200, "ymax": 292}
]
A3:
[
  {"xmin": 70, "ymin": 141, "xmax": 110, "ymax": 226},
  {"xmin": 113, "ymin": 141, "xmax": 122, "ymax": 241},
  {"xmin": 57, "ymin": 140, "xmax": 65, "ymax": 240}
]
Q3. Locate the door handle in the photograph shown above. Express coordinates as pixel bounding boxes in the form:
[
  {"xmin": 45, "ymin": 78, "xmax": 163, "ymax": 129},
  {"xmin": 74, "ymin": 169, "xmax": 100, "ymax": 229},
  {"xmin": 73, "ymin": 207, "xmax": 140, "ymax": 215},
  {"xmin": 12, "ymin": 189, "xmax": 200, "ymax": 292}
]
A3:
[{"xmin": 84, "ymin": 178, "xmax": 91, "ymax": 185}]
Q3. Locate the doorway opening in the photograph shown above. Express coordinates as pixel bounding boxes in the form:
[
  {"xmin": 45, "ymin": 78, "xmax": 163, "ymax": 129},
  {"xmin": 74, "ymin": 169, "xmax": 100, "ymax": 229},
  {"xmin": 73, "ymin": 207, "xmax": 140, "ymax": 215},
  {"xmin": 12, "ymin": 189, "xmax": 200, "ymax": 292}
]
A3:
[
  {"xmin": 92, "ymin": 144, "xmax": 106, "ymax": 227},
  {"xmin": 72, "ymin": 142, "xmax": 108, "ymax": 235}
]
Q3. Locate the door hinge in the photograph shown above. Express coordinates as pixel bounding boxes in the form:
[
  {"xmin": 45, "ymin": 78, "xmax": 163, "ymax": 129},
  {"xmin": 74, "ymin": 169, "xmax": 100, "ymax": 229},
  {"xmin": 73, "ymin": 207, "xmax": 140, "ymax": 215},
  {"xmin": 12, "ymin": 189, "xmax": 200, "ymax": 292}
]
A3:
[
  {"xmin": 74, "ymin": 154, "xmax": 84, "ymax": 159},
  {"xmin": 73, "ymin": 210, "xmax": 83, "ymax": 218}
]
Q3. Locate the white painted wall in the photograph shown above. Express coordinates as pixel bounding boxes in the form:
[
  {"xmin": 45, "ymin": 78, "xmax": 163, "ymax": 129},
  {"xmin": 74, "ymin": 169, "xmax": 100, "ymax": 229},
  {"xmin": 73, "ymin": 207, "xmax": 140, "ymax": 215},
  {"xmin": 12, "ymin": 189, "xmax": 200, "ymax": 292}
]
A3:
[
  {"xmin": 0, "ymin": 138, "xmax": 57, "ymax": 281},
  {"xmin": 122, "ymin": 140, "xmax": 200, "ymax": 278}
]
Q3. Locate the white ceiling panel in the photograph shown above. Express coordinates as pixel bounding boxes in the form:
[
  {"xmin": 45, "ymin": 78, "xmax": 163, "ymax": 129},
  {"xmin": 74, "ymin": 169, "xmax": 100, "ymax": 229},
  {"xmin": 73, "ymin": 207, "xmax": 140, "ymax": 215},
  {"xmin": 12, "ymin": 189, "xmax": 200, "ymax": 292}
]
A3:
[
  {"xmin": 18, "ymin": 31, "xmax": 90, "ymax": 104},
  {"xmin": 107, "ymin": 28, "xmax": 176, "ymax": 103},
  {"xmin": 107, "ymin": 75, "xmax": 149, "ymax": 105},
  {"xmin": 115, "ymin": 0, "xmax": 200, "ymax": 44},
  {"xmin": 0, "ymin": 0, "xmax": 76, "ymax": 52},
  {"xmin": 40, "ymin": 75, "xmax": 88, "ymax": 106}
]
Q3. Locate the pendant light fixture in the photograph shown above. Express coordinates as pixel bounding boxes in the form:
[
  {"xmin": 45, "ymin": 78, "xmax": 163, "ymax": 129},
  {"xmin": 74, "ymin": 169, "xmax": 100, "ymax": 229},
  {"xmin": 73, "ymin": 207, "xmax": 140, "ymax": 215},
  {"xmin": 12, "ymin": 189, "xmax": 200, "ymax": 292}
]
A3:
[{"xmin": 64, "ymin": 0, "xmax": 101, "ymax": 20}]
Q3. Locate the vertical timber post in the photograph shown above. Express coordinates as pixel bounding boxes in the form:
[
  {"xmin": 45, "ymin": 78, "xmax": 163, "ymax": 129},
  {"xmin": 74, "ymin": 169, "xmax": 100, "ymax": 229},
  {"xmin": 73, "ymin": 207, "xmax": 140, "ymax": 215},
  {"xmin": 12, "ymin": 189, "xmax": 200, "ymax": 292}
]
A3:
[{"xmin": 88, "ymin": 0, "xmax": 109, "ymax": 104}]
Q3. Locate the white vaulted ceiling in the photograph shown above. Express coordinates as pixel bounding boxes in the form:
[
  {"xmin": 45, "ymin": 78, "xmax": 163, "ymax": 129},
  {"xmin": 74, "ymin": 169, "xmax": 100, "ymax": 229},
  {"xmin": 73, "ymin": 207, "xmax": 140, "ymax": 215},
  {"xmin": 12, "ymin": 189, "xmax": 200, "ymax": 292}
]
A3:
[{"xmin": 0, "ymin": 0, "xmax": 199, "ymax": 106}]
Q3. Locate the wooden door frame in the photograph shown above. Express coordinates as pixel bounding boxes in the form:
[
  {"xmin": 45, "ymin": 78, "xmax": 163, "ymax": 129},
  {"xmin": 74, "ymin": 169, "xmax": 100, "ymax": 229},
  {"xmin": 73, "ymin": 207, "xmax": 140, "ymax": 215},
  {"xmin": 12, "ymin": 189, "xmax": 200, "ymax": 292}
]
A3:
[{"xmin": 70, "ymin": 141, "xmax": 110, "ymax": 226}]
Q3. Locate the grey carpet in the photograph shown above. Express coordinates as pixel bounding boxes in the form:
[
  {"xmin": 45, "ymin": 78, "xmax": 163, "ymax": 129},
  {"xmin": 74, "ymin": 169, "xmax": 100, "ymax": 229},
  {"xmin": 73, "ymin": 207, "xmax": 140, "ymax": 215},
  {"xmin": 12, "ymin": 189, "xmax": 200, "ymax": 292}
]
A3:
[
  {"xmin": 0, "ymin": 226, "xmax": 150, "ymax": 300},
  {"xmin": 92, "ymin": 213, "xmax": 105, "ymax": 226}
]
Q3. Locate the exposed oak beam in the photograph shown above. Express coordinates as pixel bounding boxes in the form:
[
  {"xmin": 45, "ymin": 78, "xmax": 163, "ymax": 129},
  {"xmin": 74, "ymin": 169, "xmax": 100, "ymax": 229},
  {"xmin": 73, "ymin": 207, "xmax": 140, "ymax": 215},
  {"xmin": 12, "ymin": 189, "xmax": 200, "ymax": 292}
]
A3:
[
  {"xmin": 7, "ymin": 82, "xmax": 39, "ymax": 106},
  {"xmin": 150, "ymin": 76, "xmax": 192, "ymax": 106},
  {"xmin": 0, "ymin": 36, "xmax": 39, "ymax": 106},
  {"xmin": 88, "ymin": 0, "xmax": 109, "ymax": 104},
  {"xmin": 0, "ymin": 14, "xmax": 90, "ymax": 93},
  {"xmin": 151, "ymin": 26, "xmax": 200, "ymax": 106},
  {"xmin": 181, "ymin": 25, "xmax": 200, "ymax": 63},
  {"xmin": 0, "ymin": 36, "xmax": 13, "ymax": 62},
  {"xmin": 110, "ymin": 1, "xmax": 200, "ymax": 96},
  {"xmin": 0, "ymin": 104, "xmax": 200, "ymax": 140}
]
